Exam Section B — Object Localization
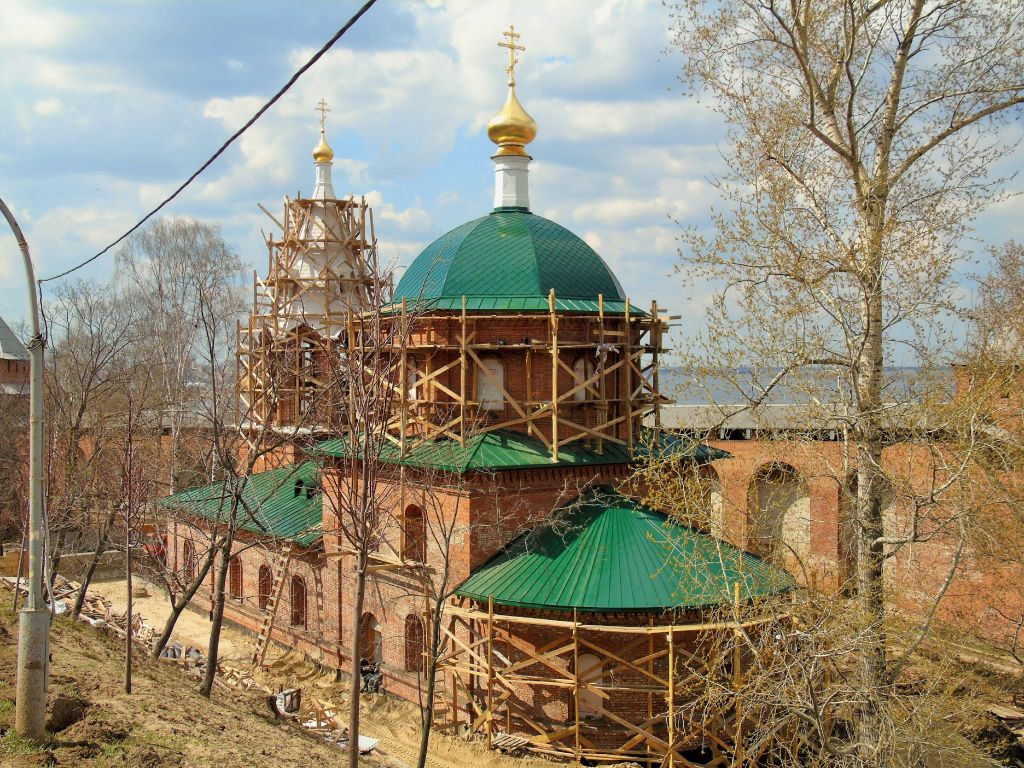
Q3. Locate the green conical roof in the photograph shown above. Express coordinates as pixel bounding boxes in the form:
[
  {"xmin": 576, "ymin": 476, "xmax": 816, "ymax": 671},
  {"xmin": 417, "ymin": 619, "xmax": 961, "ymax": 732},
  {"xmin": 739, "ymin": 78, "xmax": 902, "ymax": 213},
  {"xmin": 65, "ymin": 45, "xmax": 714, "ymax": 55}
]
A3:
[
  {"xmin": 456, "ymin": 487, "xmax": 794, "ymax": 612},
  {"xmin": 394, "ymin": 209, "xmax": 636, "ymax": 314}
]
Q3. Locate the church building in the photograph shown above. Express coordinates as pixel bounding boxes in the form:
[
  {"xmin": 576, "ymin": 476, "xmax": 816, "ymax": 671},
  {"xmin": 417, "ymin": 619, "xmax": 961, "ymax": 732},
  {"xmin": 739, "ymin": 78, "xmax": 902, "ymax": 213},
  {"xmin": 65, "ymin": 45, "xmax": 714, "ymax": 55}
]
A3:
[{"xmin": 163, "ymin": 28, "xmax": 794, "ymax": 766}]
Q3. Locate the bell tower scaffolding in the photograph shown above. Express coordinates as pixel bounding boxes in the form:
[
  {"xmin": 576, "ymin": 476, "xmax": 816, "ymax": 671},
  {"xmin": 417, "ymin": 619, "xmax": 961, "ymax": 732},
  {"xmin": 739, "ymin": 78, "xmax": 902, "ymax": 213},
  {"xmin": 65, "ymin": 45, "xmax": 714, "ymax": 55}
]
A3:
[{"xmin": 237, "ymin": 104, "xmax": 385, "ymax": 434}]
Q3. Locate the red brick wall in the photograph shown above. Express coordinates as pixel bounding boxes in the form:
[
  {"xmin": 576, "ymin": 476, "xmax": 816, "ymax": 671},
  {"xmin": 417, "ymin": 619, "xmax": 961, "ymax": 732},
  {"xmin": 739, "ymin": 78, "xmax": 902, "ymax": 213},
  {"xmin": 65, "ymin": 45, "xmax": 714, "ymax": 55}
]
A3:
[
  {"xmin": 0, "ymin": 358, "xmax": 28, "ymax": 393},
  {"xmin": 703, "ymin": 436, "xmax": 1024, "ymax": 651}
]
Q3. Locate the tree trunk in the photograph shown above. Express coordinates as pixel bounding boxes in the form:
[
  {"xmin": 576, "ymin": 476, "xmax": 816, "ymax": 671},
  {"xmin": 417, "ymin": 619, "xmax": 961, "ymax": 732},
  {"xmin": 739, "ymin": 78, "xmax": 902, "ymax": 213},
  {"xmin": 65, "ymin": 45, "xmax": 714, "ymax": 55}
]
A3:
[
  {"xmin": 45, "ymin": 527, "xmax": 67, "ymax": 599},
  {"xmin": 416, "ymin": 599, "xmax": 446, "ymax": 768},
  {"xmin": 125, "ymin": 511, "xmax": 133, "ymax": 695},
  {"xmin": 151, "ymin": 543, "xmax": 217, "ymax": 658},
  {"xmin": 72, "ymin": 505, "xmax": 118, "ymax": 619},
  {"xmin": 347, "ymin": 551, "xmax": 368, "ymax": 768},
  {"xmin": 199, "ymin": 533, "xmax": 233, "ymax": 698},
  {"xmin": 855, "ymin": 214, "xmax": 888, "ymax": 765}
]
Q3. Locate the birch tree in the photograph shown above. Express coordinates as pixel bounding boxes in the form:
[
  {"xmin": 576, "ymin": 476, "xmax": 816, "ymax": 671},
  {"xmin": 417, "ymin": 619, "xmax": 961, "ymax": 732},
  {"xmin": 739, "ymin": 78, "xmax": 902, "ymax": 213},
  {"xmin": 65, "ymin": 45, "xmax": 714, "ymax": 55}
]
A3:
[{"xmin": 670, "ymin": 1, "xmax": 1023, "ymax": 762}]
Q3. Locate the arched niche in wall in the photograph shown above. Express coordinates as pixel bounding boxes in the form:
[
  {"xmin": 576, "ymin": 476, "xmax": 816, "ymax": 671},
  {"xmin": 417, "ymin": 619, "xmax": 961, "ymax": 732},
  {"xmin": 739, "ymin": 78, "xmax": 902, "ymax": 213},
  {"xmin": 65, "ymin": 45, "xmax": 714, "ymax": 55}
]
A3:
[
  {"xmin": 258, "ymin": 564, "xmax": 273, "ymax": 610},
  {"xmin": 228, "ymin": 556, "xmax": 243, "ymax": 599},
  {"xmin": 575, "ymin": 652, "xmax": 604, "ymax": 720},
  {"xmin": 404, "ymin": 614, "xmax": 424, "ymax": 673},
  {"xmin": 699, "ymin": 463, "xmax": 725, "ymax": 540},
  {"xmin": 360, "ymin": 612, "xmax": 383, "ymax": 664},
  {"xmin": 572, "ymin": 355, "xmax": 595, "ymax": 402},
  {"xmin": 290, "ymin": 575, "xmax": 307, "ymax": 628},
  {"xmin": 747, "ymin": 462, "xmax": 811, "ymax": 570},
  {"xmin": 403, "ymin": 504, "xmax": 426, "ymax": 563}
]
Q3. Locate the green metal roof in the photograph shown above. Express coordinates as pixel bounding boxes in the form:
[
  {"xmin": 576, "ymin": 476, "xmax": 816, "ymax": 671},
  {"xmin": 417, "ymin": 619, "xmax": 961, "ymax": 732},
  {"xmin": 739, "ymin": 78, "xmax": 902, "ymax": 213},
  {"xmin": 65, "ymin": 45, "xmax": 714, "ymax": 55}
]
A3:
[
  {"xmin": 456, "ymin": 487, "xmax": 794, "ymax": 612},
  {"xmin": 158, "ymin": 463, "xmax": 322, "ymax": 547},
  {"xmin": 315, "ymin": 428, "xmax": 724, "ymax": 473},
  {"xmin": 393, "ymin": 209, "xmax": 635, "ymax": 314}
]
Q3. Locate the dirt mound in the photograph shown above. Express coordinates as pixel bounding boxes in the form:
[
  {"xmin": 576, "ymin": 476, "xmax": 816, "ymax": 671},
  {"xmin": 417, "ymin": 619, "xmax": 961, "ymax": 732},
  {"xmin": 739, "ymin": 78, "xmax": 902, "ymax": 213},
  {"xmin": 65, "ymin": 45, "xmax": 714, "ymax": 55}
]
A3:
[
  {"xmin": 59, "ymin": 712, "xmax": 129, "ymax": 744},
  {"xmin": 45, "ymin": 693, "xmax": 89, "ymax": 733},
  {"xmin": 123, "ymin": 744, "xmax": 176, "ymax": 768}
]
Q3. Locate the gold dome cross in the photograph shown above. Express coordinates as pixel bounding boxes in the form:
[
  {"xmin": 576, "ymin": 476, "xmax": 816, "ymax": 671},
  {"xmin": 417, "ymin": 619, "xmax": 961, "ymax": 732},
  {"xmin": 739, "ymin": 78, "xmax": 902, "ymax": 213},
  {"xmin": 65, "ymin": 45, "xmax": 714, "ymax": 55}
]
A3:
[
  {"xmin": 316, "ymin": 99, "xmax": 330, "ymax": 132},
  {"xmin": 498, "ymin": 25, "xmax": 525, "ymax": 87}
]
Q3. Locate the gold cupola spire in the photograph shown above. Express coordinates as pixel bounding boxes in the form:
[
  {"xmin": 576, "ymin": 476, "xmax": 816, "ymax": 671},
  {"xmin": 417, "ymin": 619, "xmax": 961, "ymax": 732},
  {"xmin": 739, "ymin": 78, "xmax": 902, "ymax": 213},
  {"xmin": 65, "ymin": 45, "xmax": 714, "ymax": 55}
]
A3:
[
  {"xmin": 487, "ymin": 25, "xmax": 537, "ymax": 157},
  {"xmin": 312, "ymin": 98, "xmax": 334, "ymax": 163}
]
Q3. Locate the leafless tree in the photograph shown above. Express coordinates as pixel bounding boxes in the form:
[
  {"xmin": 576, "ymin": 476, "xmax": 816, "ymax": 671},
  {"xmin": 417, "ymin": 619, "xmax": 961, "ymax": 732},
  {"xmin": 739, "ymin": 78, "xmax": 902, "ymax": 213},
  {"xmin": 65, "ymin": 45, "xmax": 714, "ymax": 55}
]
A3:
[
  {"xmin": 115, "ymin": 218, "xmax": 246, "ymax": 495},
  {"xmin": 406, "ymin": 461, "xmax": 482, "ymax": 768},
  {"xmin": 0, "ymin": 392, "xmax": 28, "ymax": 553},
  {"xmin": 43, "ymin": 280, "xmax": 138, "ymax": 605},
  {"xmin": 310, "ymin": 272, "xmax": 420, "ymax": 768}
]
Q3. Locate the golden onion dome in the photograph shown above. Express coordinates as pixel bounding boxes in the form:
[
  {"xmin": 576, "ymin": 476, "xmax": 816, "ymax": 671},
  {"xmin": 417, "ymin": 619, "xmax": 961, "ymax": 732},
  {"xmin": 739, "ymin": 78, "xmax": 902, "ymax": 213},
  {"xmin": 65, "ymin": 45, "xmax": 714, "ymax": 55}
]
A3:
[
  {"xmin": 486, "ymin": 86, "xmax": 537, "ymax": 157},
  {"xmin": 312, "ymin": 130, "xmax": 334, "ymax": 163}
]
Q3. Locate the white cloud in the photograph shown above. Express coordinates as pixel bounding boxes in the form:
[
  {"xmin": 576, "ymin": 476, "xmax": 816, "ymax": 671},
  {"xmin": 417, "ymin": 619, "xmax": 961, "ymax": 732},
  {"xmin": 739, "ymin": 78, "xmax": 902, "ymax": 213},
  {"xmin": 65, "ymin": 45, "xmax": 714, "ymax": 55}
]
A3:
[
  {"xmin": 138, "ymin": 183, "xmax": 173, "ymax": 208},
  {"xmin": 32, "ymin": 97, "xmax": 62, "ymax": 117},
  {"xmin": 365, "ymin": 191, "xmax": 433, "ymax": 235},
  {"xmin": 0, "ymin": 1, "xmax": 76, "ymax": 51},
  {"xmin": 27, "ymin": 206, "xmax": 135, "ymax": 277}
]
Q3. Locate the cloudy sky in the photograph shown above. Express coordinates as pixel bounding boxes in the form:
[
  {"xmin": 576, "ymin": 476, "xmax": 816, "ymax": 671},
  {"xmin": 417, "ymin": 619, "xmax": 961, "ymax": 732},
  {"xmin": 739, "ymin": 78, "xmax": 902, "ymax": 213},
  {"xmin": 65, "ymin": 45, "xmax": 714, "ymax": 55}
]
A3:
[{"xmin": 1, "ymin": 0, "xmax": 1020, "ymax": 353}]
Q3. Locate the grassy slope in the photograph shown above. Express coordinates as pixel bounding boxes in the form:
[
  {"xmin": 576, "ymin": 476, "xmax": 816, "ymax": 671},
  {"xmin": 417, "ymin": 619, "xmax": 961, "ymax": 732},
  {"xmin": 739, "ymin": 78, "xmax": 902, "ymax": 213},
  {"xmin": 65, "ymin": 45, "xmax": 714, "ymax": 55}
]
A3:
[{"xmin": 0, "ymin": 596, "xmax": 360, "ymax": 768}]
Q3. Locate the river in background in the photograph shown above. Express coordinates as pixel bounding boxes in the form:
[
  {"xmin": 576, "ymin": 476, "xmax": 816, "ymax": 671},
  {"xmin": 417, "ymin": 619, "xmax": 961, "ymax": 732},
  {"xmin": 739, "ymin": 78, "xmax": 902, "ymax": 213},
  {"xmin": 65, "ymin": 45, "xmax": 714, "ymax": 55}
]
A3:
[{"xmin": 660, "ymin": 366, "xmax": 951, "ymax": 405}]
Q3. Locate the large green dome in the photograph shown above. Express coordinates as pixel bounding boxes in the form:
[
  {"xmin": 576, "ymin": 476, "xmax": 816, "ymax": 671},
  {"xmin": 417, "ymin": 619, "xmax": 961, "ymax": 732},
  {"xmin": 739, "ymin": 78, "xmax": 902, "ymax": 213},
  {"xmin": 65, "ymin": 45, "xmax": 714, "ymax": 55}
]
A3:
[{"xmin": 394, "ymin": 209, "xmax": 631, "ymax": 313}]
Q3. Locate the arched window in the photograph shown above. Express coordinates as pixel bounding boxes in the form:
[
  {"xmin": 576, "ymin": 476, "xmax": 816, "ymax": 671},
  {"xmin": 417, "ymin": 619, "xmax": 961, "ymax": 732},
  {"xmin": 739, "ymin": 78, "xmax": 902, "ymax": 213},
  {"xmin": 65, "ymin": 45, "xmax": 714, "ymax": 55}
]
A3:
[
  {"xmin": 228, "ymin": 556, "xmax": 243, "ymax": 600},
  {"xmin": 748, "ymin": 463, "xmax": 811, "ymax": 568},
  {"xmin": 360, "ymin": 612, "xmax": 382, "ymax": 664},
  {"xmin": 406, "ymin": 357, "xmax": 419, "ymax": 402},
  {"xmin": 572, "ymin": 355, "xmax": 595, "ymax": 402},
  {"xmin": 182, "ymin": 539, "xmax": 196, "ymax": 582},
  {"xmin": 258, "ymin": 564, "xmax": 273, "ymax": 610},
  {"xmin": 476, "ymin": 356, "xmax": 505, "ymax": 411},
  {"xmin": 290, "ymin": 575, "xmax": 307, "ymax": 628},
  {"xmin": 404, "ymin": 615, "xmax": 424, "ymax": 673},
  {"xmin": 576, "ymin": 652, "xmax": 604, "ymax": 720},
  {"xmin": 403, "ymin": 505, "xmax": 426, "ymax": 563}
]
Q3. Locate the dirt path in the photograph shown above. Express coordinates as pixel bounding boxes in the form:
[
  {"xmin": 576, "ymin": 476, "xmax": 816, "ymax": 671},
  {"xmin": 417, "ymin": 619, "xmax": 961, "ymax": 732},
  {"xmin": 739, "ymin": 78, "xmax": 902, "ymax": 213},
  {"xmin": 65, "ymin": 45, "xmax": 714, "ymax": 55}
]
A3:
[{"xmin": 87, "ymin": 578, "xmax": 558, "ymax": 768}]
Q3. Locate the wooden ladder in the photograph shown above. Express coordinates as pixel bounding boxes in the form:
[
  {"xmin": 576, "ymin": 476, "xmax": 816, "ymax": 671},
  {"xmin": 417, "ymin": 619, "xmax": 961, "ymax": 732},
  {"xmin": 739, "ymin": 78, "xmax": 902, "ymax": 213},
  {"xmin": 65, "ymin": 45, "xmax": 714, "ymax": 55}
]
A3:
[{"xmin": 252, "ymin": 545, "xmax": 292, "ymax": 667}]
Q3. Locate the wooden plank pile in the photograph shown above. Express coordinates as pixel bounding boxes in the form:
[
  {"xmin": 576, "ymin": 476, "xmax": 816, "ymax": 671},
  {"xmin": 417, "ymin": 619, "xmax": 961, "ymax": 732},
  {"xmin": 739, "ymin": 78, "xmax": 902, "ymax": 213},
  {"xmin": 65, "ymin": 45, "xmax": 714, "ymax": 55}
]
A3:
[
  {"xmin": 987, "ymin": 701, "xmax": 1024, "ymax": 749},
  {"xmin": 49, "ymin": 575, "xmax": 158, "ymax": 645}
]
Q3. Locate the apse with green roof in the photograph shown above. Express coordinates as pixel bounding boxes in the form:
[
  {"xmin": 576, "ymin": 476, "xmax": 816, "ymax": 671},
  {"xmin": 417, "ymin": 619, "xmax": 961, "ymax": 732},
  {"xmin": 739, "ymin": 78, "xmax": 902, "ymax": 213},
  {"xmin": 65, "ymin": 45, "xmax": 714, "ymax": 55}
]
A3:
[{"xmin": 457, "ymin": 487, "xmax": 794, "ymax": 613}]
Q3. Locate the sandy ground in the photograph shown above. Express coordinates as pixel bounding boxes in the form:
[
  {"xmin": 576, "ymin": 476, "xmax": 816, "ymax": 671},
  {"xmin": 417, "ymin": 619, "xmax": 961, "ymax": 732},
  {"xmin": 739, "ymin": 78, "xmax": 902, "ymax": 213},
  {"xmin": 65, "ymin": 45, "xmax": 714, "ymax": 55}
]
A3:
[{"xmin": 87, "ymin": 578, "xmax": 560, "ymax": 768}]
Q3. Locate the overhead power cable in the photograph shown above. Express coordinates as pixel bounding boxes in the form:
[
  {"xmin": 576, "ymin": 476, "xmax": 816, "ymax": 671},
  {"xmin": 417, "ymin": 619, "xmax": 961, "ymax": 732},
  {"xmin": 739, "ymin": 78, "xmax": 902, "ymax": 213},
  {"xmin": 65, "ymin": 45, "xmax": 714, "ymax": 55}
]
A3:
[{"xmin": 39, "ymin": 0, "xmax": 379, "ymax": 284}]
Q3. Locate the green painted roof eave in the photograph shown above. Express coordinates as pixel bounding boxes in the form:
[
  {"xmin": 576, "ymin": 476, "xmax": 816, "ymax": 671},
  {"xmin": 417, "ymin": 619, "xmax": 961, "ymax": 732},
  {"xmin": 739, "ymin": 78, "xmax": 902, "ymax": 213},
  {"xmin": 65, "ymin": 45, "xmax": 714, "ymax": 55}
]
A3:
[
  {"xmin": 455, "ymin": 487, "xmax": 795, "ymax": 612},
  {"xmin": 157, "ymin": 462, "xmax": 323, "ymax": 547},
  {"xmin": 382, "ymin": 296, "xmax": 647, "ymax": 316},
  {"xmin": 315, "ymin": 429, "xmax": 722, "ymax": 473}
]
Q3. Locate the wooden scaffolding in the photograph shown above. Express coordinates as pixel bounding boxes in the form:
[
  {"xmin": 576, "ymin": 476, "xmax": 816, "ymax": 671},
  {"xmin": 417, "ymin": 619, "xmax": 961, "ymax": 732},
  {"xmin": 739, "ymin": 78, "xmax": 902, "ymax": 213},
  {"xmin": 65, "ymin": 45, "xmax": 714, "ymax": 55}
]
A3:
[
  {"xmin": 387, "ymin": 292, "xmax": 670, "ymax": 461},
  {"xmin": 235, "ymin": 193, "xmax": 670, "ymax": 467},
  {"xmin": 236, "ymin": 194, "xmax": 384, "ymax": 432},
  {"xmin": 432, "ymin": 597, "xmax": 799, "ymax": 768}
]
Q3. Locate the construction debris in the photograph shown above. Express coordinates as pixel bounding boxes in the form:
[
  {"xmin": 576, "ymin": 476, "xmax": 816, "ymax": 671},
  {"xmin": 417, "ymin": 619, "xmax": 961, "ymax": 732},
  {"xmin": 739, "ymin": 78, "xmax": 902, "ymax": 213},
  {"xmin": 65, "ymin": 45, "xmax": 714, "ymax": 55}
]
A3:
[
  {"xmin": 2, "ymin": 576, "xmax": 376, "ymax": 757},
  {"xmin": 988, "ymin": 703, "xmax": 1024, "ymax": 723}
]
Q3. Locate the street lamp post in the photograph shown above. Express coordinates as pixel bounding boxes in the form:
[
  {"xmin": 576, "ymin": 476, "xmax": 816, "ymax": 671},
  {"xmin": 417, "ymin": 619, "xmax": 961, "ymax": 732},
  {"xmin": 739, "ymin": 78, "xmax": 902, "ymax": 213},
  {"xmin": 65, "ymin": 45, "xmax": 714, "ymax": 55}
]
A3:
[{"xmin": 0, "ymin": 196, "xmax": 49, "ymax": 740}]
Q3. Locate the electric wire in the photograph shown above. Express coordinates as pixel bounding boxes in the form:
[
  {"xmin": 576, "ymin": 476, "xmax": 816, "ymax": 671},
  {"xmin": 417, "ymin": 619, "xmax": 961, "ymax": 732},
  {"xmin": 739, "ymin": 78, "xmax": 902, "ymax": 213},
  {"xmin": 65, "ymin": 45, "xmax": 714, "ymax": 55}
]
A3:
[{"xmin": 38, "ymin": 0, "xmax": 379, "ymax": 284}]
